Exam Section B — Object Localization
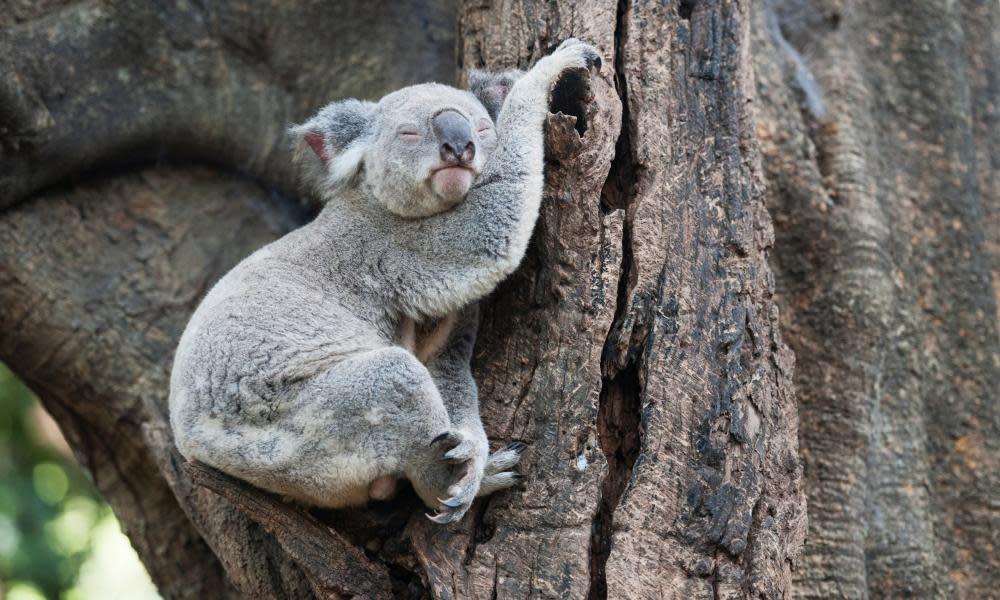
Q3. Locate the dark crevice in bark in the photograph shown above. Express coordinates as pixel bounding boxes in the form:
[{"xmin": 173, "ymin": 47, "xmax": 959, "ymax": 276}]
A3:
[
  {"xmin": 317, "ymin": 494, "xmax": 433, "ymax": 599},
  {"xmin": 383, "ymin": 556, "xmax": 429, "ymax": 600},
  {"xmin": 465, "ymin": 496, "xmax": 496, "ymax": 566},
  {"xmin": 589, "ymin": 363, "xmax": 642, "ymax": 600},
  {"xmin": 588, "ymin": 1, "xmax": 643, "ymax": 598},
  {"xmin": 679, "ymin": 0, "xmax": 696, "ymax": 21}
]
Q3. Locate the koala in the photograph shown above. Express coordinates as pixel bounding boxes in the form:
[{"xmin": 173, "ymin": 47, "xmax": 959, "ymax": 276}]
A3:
[{"xmin": 169, "ymin": 39, "xmax": 602, "ymax": 523}]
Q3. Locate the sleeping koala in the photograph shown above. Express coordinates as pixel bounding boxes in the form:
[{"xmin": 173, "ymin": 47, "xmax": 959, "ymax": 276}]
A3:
[{"xmin": 169, "ymin": 39, "xmax": 601, "ymax": 523}]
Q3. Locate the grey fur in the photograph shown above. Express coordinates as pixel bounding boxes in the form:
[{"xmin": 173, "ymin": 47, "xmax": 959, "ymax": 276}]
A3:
[{"xmin": 169, "ymin": 39, "xmax": 601, "ymax": 523}]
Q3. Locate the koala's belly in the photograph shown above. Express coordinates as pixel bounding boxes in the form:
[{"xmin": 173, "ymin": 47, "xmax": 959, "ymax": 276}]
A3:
[{"xmin": 399, "ymin": 312, "xmax": 458, "ymax": 363}]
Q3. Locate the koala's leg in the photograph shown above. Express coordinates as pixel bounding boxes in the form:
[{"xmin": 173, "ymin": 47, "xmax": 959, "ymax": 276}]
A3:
[
  {"xmin": 425, "ymin": 304, "xmax": 525, "ymax": 504},
  {"xmin": 278, "ymin": 346, "xmax": 480, "ymax": 516},
  {"xmin": 426, "ymin": 304, "xmax": 481, "ymax": 430}
]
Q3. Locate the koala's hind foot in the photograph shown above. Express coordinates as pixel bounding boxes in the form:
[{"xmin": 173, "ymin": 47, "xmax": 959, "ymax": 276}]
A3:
[
  {"xmin": 478, "ymin": 441, "xmax": 527, "ymax": 497},
  {"xmin": 414, "ymin": 430, "xmax": 485, "ymax": 524}
]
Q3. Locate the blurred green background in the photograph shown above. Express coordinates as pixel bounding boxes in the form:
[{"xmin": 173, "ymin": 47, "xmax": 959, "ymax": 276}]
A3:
[{"xmin": 0, "ymin": 363, "xmax": 160, "ymax": 600}]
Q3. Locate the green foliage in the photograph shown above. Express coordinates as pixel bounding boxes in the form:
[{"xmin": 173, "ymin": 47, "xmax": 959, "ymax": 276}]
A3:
[{"xmin": 0, "ymin": 363, "xmax": 159, "ymax": 600}]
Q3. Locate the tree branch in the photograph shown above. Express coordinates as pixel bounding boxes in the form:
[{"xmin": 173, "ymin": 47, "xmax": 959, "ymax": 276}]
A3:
[{"xmin": 185, "ymin": 462, "xmax": 394, "ymax": 600}]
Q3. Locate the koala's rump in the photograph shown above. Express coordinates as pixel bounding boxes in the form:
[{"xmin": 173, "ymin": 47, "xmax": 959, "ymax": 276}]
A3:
[{"xmin": 169, "ymin": 242, "xmax": 405, "ymax": 503}]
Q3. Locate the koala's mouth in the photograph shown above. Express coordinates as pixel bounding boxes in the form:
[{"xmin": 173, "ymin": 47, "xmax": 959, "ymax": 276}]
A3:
[
  {"xmin": 429, "ymin": 165, "xmax": 477, "ymax": 202},
  {"xmin": 430, "ymin": 165, "xmax": 477, "ymax": 176}
]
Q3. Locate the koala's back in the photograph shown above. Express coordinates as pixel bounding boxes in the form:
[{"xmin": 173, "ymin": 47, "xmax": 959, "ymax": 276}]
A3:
[{"xmin": 169, "ymin": 223, "xmax": 388, "ymax": 469}]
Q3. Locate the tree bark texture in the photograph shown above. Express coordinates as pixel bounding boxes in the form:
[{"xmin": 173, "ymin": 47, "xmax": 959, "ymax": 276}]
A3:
[
  {"xmin": 754, "ymin": 1, "xmax": 999, "ymax": 597},
  {"xmin": 0, "ymin": 1, "xmax": 995, "ymax": 599}
]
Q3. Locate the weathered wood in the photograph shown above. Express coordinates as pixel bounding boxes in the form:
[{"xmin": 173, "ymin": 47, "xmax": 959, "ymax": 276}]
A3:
[
  {"xmin": 0, "ymin": 0, "xmax": 456, "ymax": 208},
  {"xmin": 753, "ymin": 0, "xmax": 1000, "ymax": 597},
  {"xmin": 185, "ymin": 461, "xmax": 393, "ymax": 600},
  {"xmin": 451, "ymin": 1, "xmax": 806, "ymax": 598},
  {"xmin": 0, "ymin": 167, "xmax": 307, "ymax": 598},
  {"xmin": 598, "ymin": 0, "xmax": 806, "ymax": 596}
]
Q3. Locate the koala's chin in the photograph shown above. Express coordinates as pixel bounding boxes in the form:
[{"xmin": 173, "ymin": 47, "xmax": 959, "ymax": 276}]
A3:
[{"xmin": 430, "ymin": 166, "xmax": 475, "ymax": 207}]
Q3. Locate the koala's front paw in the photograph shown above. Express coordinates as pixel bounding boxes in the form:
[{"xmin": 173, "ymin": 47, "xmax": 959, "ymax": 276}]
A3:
[
  {"xmin": 526, "ymin": 38, "xmax": 602, "ymax": 100},
  {"xmin": 553, "ymin": 38, "xmax": 602, "ymax": 72},
  {"xmin": 424, "ymin": 430, "xmax": 484, "ymax": 524}
]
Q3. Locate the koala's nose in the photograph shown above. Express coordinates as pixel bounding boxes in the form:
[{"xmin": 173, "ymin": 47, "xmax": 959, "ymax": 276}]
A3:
[{"xmin": 432, "ymin": 110, "xmax": 475, "ymax": 164}]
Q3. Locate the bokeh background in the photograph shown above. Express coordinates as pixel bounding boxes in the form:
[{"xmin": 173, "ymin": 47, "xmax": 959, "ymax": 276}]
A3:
[{"xmin": 0, "ymin": 363, "xmax": 159, "ymax": 600}]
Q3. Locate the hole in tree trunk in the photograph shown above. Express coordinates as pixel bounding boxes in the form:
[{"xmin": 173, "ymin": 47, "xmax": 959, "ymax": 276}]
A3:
[{"xmin": 549, "ymin": 68, "xmax": 592, "ymax": 137}]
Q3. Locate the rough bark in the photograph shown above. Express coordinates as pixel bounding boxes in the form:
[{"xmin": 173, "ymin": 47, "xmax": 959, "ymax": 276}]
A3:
[
  {"xmin": 0, "ymin": 0, "xmax": 455, "ymax": 208},
  {"xmin": 0, "ymin": 0, "xmax": 995, "ymax": 599},
  {"xmin": 753, "ymin": 1, "xmax": 1000, "ymax": 597}
]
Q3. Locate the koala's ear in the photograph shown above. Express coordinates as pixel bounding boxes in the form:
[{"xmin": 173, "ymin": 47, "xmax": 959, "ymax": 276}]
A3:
[
  {"xmin": 289, "ymin": 99, "xmax": 377, "ymax": 183},
  {"xmin": 469, "ymin": 69, "xmax": 525, "ymax": 122}
]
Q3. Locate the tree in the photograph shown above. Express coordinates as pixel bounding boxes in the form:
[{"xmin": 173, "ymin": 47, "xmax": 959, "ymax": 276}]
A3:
[{"xmin": 0, "ymin": 0, "xmax": 994, "ymax": 598}]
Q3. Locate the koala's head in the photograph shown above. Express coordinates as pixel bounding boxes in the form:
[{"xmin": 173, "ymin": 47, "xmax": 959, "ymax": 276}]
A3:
[{"xmin": 292, "ymin": 82, "xmax": 507, "ymax": 218}]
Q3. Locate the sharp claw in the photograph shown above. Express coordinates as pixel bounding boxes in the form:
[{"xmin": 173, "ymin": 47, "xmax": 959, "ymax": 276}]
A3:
[
  {"xmin": 506, "ymin": 441, "xmax": 528, "ymax": 453},
  {"xmin": 438, "ymin": 496, "xmax": 464, "ymax": 508},
  {"xmin": 444, "ymin": 442, "xmax": 475, "ymax": 463},
  {"xmin": 427, "ymin": 510, "xmax": 459, "ymax": 524},
  {"xmin": 431, "ymin": 431, "xmax": 464, "ymax": 450}
]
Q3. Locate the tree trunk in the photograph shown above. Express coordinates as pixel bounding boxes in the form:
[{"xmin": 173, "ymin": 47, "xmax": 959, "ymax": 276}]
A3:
[
  {"xmin": 0, "ymin": 1, "xmax": 995, "ymax": 599},
  {"xmin": 754, "ymin": 1, "xmax": 999, "ymax": 597}
]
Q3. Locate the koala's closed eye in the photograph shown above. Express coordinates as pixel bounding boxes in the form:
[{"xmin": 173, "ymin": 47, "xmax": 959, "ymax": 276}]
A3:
[
  {"xmin": 398, "ymin": 125, "xmax": 422, "ymax": 141},
  {"xmin": 476, "ymin": 118, "xmax": 494, "ymax": 139}
]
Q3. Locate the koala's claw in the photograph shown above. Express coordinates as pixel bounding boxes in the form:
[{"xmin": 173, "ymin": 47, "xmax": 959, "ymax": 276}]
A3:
[
  {"xmin": 473, "ymin": 441, "xmax": 528, "ymax": 498},
  {"xmin": 485, "ymin": 442, "xmax": 527, "ymax": 475},
  {"xmin": 430, "ymin": 431, "xmax": 460, "ymax": 447},
  {"xmin": 427, "ymin": 508, "xmax": 464, "ymax": 524},
  {"xmin": 430, "ymin": 430, "xmax": 478, "ymax": 464},
  {"xmin": 443, "ymin": 439, "xmax": 477, "ymax": 463},
  {"xmin": 477, "ymin": 470, "xmax": 524, "ymax": 497},
  {"xmin": 422, "ymin": 431, "xmax": 481, "ymax": 523},
  {"xmin": 427, "ymin": 484, "xmax": 474, "ymax": 523}
]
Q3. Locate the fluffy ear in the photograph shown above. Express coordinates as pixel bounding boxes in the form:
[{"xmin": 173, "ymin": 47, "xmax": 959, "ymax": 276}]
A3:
[
  {"xmin": 469, "ymin": 69, "xmax": 525, "ymax": 122},
  {"xmin": 289, "ymin": 99, "xmax": 376, "ymax": 184}
]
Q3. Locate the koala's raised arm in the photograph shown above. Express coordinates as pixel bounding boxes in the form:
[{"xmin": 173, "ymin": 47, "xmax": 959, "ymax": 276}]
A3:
[
  {"xmin": 392, "ymin": 41, "xmax": 600, "ymax": 317},
  {"xmin": 291, "ymin": 39, "xmax": 601, "ymax": 319}
]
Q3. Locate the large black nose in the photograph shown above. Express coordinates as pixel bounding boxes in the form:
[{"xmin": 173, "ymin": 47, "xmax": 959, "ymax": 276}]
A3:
[{"xmin": 432, "ymin": 110, "xmax": 475, "ymax": 164}]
